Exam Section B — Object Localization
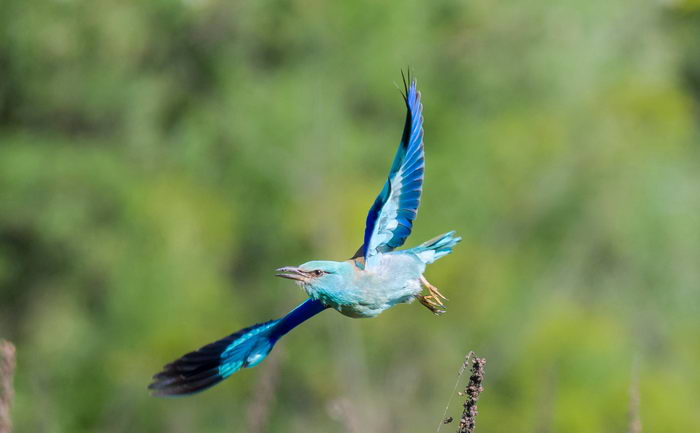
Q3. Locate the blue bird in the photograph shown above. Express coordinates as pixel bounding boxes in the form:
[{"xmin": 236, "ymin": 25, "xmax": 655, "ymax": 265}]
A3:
[{"xmin": 149, "ymin": 73, "xmax": 460, "ymax": 396}]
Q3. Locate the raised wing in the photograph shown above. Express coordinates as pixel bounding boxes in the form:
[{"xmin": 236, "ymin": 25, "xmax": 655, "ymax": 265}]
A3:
[{"xmin": 354, "ymin": 73, "xmax": 425, "ymax": 263}]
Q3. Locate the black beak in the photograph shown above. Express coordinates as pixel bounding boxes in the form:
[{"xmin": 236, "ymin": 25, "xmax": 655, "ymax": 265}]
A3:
[{"xmin": 275, "ymin": 267, "xmax": 309, "ymax": 282}]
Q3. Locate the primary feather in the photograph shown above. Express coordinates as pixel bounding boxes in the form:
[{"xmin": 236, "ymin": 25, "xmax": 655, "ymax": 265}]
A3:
[
  {"xmin": 149, "ymin": 299, "xmax": 326, "ymax": 396},
  {"xmin": 357, "ymin": 73, "xmax": 425, "ymax": 264}
]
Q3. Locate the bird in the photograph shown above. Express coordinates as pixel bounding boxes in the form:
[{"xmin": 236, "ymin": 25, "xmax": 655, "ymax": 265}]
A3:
[{"xmin": 149, "ymin": 73, "xmax": 461, "ymax": 396}]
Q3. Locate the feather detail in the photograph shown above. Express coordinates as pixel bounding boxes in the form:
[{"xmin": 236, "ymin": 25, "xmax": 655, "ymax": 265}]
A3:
[{"xmin": 354, "ymin": 71, "xmax": 425, "ymax": 263}]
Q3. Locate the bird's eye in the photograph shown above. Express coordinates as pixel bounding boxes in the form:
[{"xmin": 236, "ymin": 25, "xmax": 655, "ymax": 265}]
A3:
[{"xmin": 313, "ymin": 270, "xmax": 324, "ymax": 277}]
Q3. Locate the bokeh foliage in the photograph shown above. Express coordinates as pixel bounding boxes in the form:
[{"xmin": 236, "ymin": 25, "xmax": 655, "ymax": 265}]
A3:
[{"xmin": 1, "ymin": 0, "xmax": 700, "ymax": 432}]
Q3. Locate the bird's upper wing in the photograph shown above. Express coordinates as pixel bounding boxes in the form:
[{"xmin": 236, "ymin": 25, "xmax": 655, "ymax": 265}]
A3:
[{"xmin": 353, "ymin": 74, "xmax": 425, "ymax": 265}]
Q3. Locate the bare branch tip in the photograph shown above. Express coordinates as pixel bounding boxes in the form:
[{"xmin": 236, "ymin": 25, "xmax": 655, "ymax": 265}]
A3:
[{"xmin": 0, "ymin": 339, "xmax": 16, "ymax": 433}]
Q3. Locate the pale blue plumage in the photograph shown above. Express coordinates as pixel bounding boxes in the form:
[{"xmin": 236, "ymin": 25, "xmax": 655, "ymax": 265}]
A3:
[
  {"xmin": 297, "ymin": 231, "xmax": 459, "ymax": 318},
  {"xmin": 149, "ymin": 74, "xmax": 460, "ymax": 396}
]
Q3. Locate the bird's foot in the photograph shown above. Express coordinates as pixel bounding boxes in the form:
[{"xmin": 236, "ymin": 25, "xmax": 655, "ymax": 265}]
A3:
[
  {"xmin": 420, "ymin": 275, "xmax": 448, "ymax": 305},
  {"xmin": 417, "ymin": 294, "xmax": 446, "ymax": 315}
]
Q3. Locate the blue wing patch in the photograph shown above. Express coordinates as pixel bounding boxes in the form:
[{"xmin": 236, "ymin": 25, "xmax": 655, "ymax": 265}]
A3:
[{"xmin": 354, "ymin": 72, "xmax": 425, "ymax": 263}]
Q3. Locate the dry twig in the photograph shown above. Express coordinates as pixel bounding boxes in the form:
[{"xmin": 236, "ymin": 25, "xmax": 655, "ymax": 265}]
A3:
[
  {"xmin": 457, "ymin": 356, "xmax": 486, "ymax": 433},
  {"xmin": 437, "ymin": 352, "xmax": 487, "ymax": 433},
  {"xmin": 0, "ymin": 340, "xmax": 16, "ymax": 433}
]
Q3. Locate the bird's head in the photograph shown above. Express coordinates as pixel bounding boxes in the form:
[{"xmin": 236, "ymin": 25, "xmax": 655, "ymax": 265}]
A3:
[{"xmin": 275, "ymin": 260, "xmax": 351, "ymax": 294}]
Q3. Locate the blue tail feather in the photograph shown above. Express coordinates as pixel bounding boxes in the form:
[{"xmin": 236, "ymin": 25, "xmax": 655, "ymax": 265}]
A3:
[
  {"xmin": 149, "ymin": 299, "xmax": 327, "ymax": 396},
  {"xmin": 411, "ymin": 231, "xmax": 461, "ymax": 264}
]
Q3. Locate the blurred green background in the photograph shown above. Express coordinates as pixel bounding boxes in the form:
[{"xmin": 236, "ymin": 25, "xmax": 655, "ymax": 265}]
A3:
[{"xmin": 2, "ymin": 0, "xmax": 700, "ymax": 432}]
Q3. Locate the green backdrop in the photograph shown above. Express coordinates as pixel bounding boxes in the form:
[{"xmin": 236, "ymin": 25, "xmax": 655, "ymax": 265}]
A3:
[{"xmin": 1, "ymin": 0, "xmax": 699, "ymax": 432}]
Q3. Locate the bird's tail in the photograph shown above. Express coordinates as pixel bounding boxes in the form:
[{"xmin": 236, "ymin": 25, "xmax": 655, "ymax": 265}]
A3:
[
  {"xmin": 411, "ymin": 231, "xmax": 461, "ymax": 264},
  {"xmin": 149, "ymin": 299, "xmax": 327, "ymax": 396}
]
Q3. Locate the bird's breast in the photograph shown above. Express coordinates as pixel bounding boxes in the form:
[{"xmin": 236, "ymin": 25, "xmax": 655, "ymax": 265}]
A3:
[{"xmin": 319, "ymin": 254, "xmax": 424, "ymax": 318}]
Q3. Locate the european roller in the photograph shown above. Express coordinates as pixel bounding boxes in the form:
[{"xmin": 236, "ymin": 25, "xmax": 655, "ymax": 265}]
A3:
[{"xmin": 149, "ymin": 74, "xmax": 460, "ymax": 396}]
